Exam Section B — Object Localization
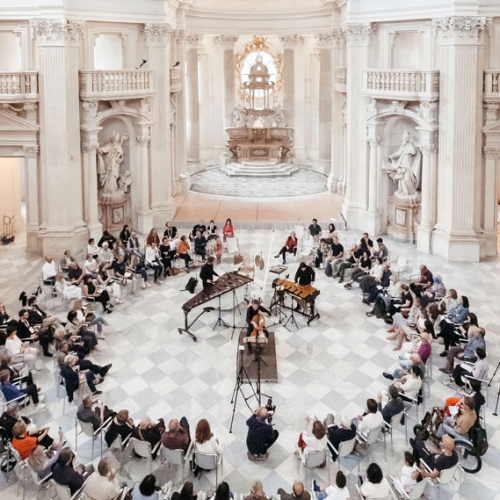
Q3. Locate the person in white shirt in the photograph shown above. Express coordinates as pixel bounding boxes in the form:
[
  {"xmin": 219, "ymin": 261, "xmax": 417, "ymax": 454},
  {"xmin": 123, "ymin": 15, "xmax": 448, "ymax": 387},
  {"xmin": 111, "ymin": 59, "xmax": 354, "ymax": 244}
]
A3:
[
  {"xmin": 313, "ymin": 471, "xmax": 350, "ymax": 500},
  {"xmin": 83, "ymin": 457, "xmax": 121, "ymax": 500},
  {"xmin": 98, "ymin": 242, "xmax": 114, "ymax": 265},
  {"xmin": 145, "ymin": 243, "xmax": 163, "ymax": 284},
  {"xmin": 392, "ymin": 451, "xmax": 422, "ymax": 496},
  {"xmin": 4, "ymin": 324, "xmax": 37, "ymax": 371},
  {"xmin": 42, "ymin": 256, "xmax": 57, "ymax": 284},
  {"xmin": 297, "ymin": 415, "xmax": 328, "ymax": 454},
  {"xmin": 356, "ymin": 399, "xmax": 384, "ymax": 434},
  {"xmin": 395, "ymin": 365, "xmax": 423, "ymax": 401},
  {"xmin": 55, "ymin": 273, "xmax": 82, "ymax": 300},
  {"xmin": 193, "ymin": 419, "xmax": 223, "ymax": 479},
  {"xmin": 87, "ymin": 238, "xmax": 99, "ymax": 259},
  {"xmin": 360, "ymin": 463, "xmax": 391, "ymax": 499},
  {"xmin": 84, "ymin": 254, "xmax": 99, "ymax": 278}
]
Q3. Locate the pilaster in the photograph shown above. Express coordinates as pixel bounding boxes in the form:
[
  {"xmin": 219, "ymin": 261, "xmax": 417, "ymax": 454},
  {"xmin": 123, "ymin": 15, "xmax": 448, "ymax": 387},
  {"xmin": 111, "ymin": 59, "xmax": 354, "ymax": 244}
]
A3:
[
  {"xmin": 134, "ymin": 128, "xmax": 153, "ymax": 233},
  {"xmin": 483, "ymin": 147, "xmax": 499, "ymax": 257},
  {"xmin": 365, "ymin": 122, "xmax": 383, "ymax": 235},
  {"xmin": 174, "ymin": 30, "xmax": 188, "ymax": 190},
  {"xmin": 22, "ymin": 145, "xmax": 40, "ymax": 252},
  {"xmin": 185, "ymin": 34, "xmax": 202, "ymax": 164}
]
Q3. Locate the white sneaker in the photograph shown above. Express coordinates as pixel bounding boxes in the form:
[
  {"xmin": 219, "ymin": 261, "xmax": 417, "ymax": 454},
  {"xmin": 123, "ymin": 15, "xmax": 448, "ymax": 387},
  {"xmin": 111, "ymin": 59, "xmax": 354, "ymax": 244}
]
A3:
[
  {"xmin": 35, "ymin": 403, "xmax": 46, "ymax": 410},
  {"xmin": 141, "ymin": 282, "xmax": 147, "ymax": 289},
  {"xmin": 97, "ymin": 333, "xmax": 106, "ymax": 340},
  {"xmin": 38, "ymin": 395, "xmax": 45, "ymax": 403}
]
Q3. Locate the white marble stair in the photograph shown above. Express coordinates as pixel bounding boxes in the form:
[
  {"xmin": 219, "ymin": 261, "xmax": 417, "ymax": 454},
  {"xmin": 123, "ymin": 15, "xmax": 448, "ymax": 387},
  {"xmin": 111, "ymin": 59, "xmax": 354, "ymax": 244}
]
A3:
[{"xmin": 221, "ymin": 161, "xmax": 299, "ymax": 177}]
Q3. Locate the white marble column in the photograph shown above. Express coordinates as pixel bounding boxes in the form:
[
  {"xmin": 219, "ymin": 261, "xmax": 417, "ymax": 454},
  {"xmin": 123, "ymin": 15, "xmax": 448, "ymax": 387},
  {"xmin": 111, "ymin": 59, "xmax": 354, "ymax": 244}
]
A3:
[
  {"xmin": 483, "ymin": 147, "xmax": 499, "ymax": 256},
  {"xmin": 316, "ymin": 35, "xmax": 332, "ymax": 172},
  {"xmin": 280, "ymin": 37, "xmax": 297, "ymax": 129},
  {"xmin": 185, "ymin": 34, "xmax": 202, "ymax": 164},
  {"xmin": 416, "ymin": 131, "xmax": 438, "ymax": 254},
  {"xmin": 342, "ymin": 23, "xmax": 374, "ymax": 229},
  {"xmin": 80, "ymin": 132, "xmax": 102, "ymax": 241},
  {"xmin": 174, "ymin": 30, "xmax": 188, "ymax": 191},
  {"xmin": 31, "ymin": 19, "xmax": 87, "ymax": 255},
  {"xmin": 432, "ymin": 17, "xmax": 489, "ymax": 261},
  {"xmin": 134, "ymin": 127, "xmax": 153, "ymax": 233},
  {"xmin": 143, "ymin": 23, "xmax": 176, "ymax": 225},
  {"xmin": 22, "ymin": 145, "xmax": 40, "ymax": 252},
  {"xmin": 366, "ymin": 123, "xmax": 383, "ymax": 234}
]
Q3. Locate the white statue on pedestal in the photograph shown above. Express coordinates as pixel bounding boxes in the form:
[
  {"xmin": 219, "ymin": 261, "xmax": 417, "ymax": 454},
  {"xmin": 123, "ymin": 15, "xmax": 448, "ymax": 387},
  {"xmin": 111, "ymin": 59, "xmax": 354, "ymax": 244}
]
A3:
[
  {"xmin": 97, "ymin": 132, "xmax": 130, "ymax": 196},
  {"xmin": 231, "ymin": 105, "xmax": 248, "ymax": 128},
  {"xmin": 382, "ymin": 131, "xmax": 421, "ymax": 198}
]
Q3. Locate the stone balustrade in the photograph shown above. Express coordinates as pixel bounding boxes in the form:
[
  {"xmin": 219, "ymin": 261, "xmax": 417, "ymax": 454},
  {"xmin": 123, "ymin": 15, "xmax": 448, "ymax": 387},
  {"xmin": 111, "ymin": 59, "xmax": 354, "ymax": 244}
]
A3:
[
  {"xmin": 0, "ymin": 72, "xmax": 39, "ymax": 102},
  {"xmin": 170, "ymin": 66, "xmax": 182, "ymax": 93},
  {"xmin": 364, "ymin": 69, "xmax": 439, "ymax": 101},
  {"xmin": 334, "ymin": 66, "xmax": 346, "ymax": 92},
  {"xmin": 79, "ymin": 69, "xmax": 155, "ymax": 100},
  {"xmin": 484, "ymin": 70, "xmax": 500, "ymax": 101}
]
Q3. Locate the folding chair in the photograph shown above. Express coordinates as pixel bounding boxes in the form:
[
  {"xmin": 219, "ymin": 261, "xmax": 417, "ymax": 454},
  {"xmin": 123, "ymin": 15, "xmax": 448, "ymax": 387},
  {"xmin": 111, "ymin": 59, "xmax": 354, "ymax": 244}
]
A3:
[
  {"xmin": 159, "ymin": 440, "xmax": 193, "ymax": 483},
  {"xmin": 327, "ymin": 436, "xmax": 356, "ymax": 471},
  {"xmin": 192, "ymin": 450, "xmax": 223, "ymax": 484},
  {"xmin": 294, "ymin": 445, "xmax": 329, "ymax": 484},
  {"xmin": 129, "ymin": 437, "xmax": 162, "ymax": 474},
  {"xmin": 75, "ymin": 416, "xmax": 112, "ymax": 461}
]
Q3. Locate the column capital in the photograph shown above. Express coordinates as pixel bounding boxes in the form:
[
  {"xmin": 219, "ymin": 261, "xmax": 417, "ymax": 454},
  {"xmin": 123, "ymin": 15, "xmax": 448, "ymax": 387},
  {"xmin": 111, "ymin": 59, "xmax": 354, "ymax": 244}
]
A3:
[
  {"xmin": 213, "ymin": 35, "xmax": 238, "ymax": 49},
  {"xmin": 185, "ymin": 33, "xmax": 203, "ymax": 48},
  {"xmin": 342, "ymin": 23, "xmax": 376, "ymax": 45},
  {"xmin": 483, "ymin": 146, "xmax": 499, "ymax": 156},
  {"xmin": 136, "ymin": 134, "xmax": 151, "ymax": 146},
  {"xmin": 421, "ymin": 144, "xmax": 437, "ymax": 154},
  {"xmin": 23, "ymin": 144, "xmax": 39, "ymax": 157},
  {"xmin": 315, "ymin": 31, "xmax": 342, "ymax": 49},
  {"xmin": 433, "ymin": 16, "xmax": 491, "ymax": 44},
  {"xmin": 81, "ymin": 141, "xmax": 99, "ymax": 153},
  {"xmin": 279, "ymin": 35, "xmax": 305, "ymax": 49},
  {"xmin": 142, "ymin": 23, "xmax": 173, "ymax": 47},
  {"xmin": 30, "ymin": 19, "xmax": 84, "ymax": 46}
]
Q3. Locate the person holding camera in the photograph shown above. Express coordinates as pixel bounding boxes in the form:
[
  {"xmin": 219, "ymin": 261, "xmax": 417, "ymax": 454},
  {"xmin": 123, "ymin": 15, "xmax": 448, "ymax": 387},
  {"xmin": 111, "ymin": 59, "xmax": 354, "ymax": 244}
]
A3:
[{"xmin": 246, "ymin": 405, "xmax": 279, "ymax": 461}]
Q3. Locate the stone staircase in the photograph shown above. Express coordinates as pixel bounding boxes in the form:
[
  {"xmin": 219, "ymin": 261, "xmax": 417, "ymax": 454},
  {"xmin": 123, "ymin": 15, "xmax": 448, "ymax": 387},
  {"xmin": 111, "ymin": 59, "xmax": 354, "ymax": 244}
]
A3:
[{"xmin": 220, "ymin": 160, "xmax": 299, "ymax": 177}]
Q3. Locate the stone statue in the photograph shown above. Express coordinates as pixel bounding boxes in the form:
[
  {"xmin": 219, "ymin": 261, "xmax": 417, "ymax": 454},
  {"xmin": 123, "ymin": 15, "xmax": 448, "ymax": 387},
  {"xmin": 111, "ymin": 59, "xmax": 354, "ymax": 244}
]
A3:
[
  {"xmin": 273, "ymin": 104, "xmax": 286, "ymax": 127},
  {"xmin": 382, "ymin": 131, "xmax": 421, "ymax": 198},
  {"xmin": 97, "ymin": 132, "xmax": 129, "ymax": 196},
  {"xmin": 231, "ymin": 105, "xmax": 248, "ymax": 128}
]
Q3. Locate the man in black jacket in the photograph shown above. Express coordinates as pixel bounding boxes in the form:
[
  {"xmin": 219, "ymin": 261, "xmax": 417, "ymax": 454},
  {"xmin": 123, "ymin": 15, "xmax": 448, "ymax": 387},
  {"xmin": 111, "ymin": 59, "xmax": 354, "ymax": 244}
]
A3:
[
  {"xmin": 325, "ymin": 413, "xmax": 356, "ymax": 461},
  {"xmin": 60, "ymin": 355, "xmax": 101, "ymax": 403},
  {"xmin": 199, "ymin": 257, "xmax": 219, "ymax": 289},
  {"xmin": 377, "ymin": 384, "xmax": 405, "ymax": 423},
  {"xmin": 246, "ymin": 406, "xmax": 279, "ymax": 461}
]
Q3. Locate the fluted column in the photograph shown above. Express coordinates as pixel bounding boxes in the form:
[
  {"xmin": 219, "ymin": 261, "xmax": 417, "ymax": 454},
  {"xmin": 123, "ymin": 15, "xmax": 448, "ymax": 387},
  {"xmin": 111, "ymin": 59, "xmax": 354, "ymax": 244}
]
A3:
[
  {"xmin": 185, "ymin": 34, "xmax": 202, "ymax": 164},
  {"xmin": 483, "ymin": 147, "xmax": 499, "ymax": 256},
  {"xmin": 143, "ymin": 23, "xmax": 176, "ymax": 224},
  {"xmin": 31, "ymin": 19, "xmax": 87, "ymax": 255},
  {"xmin": 22, "ymin": 145, "xmax": 40, "ymax": 252},
  {"xmin": 80, "ymin": 133, "xmax": 102, "ymax": 241},
  {"xmin": 366, "ymin": 123, "xmax": 383, "ymax": 234},
  {"xmin": 342, "ymin": 23, "xmax": 374, "ymax": 229},
  {"xmin": 134, "ymin": 128, "xmax": 153, "ymax": 233},
  {"xmin": 174, "ymin": 30, "xmax": 188, "ymax": 190},
  {"xmin": 432, "ymin": 17, "xmax": 490, "ymax": 261}
]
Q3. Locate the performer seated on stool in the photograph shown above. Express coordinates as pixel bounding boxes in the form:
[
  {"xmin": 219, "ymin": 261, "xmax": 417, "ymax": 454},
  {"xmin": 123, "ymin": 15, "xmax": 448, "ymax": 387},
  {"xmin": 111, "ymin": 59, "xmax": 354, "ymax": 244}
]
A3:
[
  {"xmin": 246, "ymin": 300, "xmax": 269, "ymax": 354},
  {"xmin": 294, "ymin": 262, "xmax": 316, "ymax": 311},
  {"xmin": 274, "ymin": 231, "xmax": 298, "ymax": 265},
  {"xmin": 200, "ymin": 257, "xmax": 219, "ymax": 289}
]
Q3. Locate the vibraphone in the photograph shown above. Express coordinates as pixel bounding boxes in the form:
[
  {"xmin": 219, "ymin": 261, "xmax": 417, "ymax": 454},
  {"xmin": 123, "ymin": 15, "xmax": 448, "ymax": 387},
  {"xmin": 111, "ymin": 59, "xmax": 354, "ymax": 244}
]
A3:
[
  {"xmin": 179, "ymin": 271, "xmax": 253, "ymax": 341},
  {"xmin": 270, "ymin": 278, "xmax": 320, "ymax": 325}
]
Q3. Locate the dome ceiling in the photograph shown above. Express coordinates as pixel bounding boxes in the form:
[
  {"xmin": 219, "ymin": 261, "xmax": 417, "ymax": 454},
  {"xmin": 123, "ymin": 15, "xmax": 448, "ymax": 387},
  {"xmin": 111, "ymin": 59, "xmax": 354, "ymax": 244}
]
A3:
[{"xmin": 188, "ymin": 0, "xmax": 331, "ymax": 13}]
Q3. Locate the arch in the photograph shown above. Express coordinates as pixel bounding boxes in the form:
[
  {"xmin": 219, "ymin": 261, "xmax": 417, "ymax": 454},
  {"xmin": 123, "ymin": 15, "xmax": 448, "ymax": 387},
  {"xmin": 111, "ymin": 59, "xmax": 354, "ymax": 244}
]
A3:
[
  {"xmin": 366, "ymin": 105, "xmax": 437, "ymax": 132},
  {"xmin": 81, "ymin": 105, "xmax": 152, "ymax": 132}
]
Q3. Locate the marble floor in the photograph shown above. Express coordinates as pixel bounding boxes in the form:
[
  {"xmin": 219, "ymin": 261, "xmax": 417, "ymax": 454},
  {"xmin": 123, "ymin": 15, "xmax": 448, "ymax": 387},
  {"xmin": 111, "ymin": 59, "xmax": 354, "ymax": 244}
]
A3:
[{"xmin": 1, "ymin": 228, "xmax": 500, "ymax": 500}]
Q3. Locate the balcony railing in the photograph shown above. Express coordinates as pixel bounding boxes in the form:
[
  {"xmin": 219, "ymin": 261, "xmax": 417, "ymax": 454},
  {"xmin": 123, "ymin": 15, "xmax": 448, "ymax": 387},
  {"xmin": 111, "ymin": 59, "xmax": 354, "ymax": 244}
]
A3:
[
  {"xmin": 0, "ymin": 72, "xmax": 39, "ymax": 102},
  {"xmin": 364, "ymin": 69, "xmax": 439, "ymax": 101},
  {"xmin": 170, "ymin": 66, "xmax": 182, "ymax": 93},
  {"xmin": 484, "ymin": 70, "xmax": 500, "ymax": 101},
  {"xmin": 79, "ymin": 70, "xmax": 154, "ymax": 100},
  {"xmin": 334, "ymin": 66, "xmax": 346, "ymax": 92}
]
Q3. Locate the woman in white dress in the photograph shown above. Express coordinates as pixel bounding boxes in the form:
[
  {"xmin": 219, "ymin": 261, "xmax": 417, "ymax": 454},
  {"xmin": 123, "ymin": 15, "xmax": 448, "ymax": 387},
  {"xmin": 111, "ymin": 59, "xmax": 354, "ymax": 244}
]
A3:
[{"xmin": 5, "ymin": 325, "xmax": 37, "ymax": 371}]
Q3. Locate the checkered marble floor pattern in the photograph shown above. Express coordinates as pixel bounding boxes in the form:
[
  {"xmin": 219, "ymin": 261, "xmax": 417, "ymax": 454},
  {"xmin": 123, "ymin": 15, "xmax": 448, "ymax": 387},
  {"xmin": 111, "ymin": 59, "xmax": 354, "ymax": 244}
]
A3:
[{"xmin": 1, "ymin": 229, "xmax": 500, "ymax": 500}]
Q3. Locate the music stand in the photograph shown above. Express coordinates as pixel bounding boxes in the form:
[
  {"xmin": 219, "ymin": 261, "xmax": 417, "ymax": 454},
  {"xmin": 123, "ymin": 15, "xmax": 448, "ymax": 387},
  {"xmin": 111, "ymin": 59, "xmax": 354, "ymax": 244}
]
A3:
[
  {"xmin": 213, "ymin": 294, "xmax": 230, "ymax": 330},
  {"xmin": 229, "ymin": 345, "xmax": 257, "ymax": 433},
  {"xmin": 267, "ymin": 287, "xmax": 287, "ymax": 328},
  {"xmin": 283, "ymin": 300, "xmax": 299, "ymax": 330}
]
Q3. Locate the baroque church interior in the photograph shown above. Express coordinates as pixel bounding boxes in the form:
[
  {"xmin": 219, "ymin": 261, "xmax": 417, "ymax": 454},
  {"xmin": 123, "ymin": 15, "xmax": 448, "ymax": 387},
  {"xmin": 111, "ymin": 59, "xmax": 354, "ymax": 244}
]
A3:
[{"xmin": 1, "ymin": 0, "xmax": 500, "ymax": 499}]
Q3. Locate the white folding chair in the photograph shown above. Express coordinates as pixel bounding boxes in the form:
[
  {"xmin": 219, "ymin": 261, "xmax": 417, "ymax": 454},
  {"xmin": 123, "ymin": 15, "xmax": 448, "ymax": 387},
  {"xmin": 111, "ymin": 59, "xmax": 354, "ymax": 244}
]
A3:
[
  {"xmin": 75, "ymin": 416, "xmax": 112, "ymax": 461},
  {"xmin": 160, "ymin": 440, "xmax": 193, "ymax": 483},
  {"xmin": 192, "ymin": 450, "xmax": 223, "ymax": 484},
  {"xmin": 26, "ymin": 462, "xmax": 52, "ymax": 500},
  {"xmin": 294, "ymin": 445, "xmax": 329, "ymax": 484},
  {"xmin": 384, "ymin": 409, "xmax": 407, "ymax": 454},
  {"xmin": 389, "ymin": 474, "xmax": 429, "ymax": 500},
  {"xmin": 50, "ymin": 478, "xmax": 84, "ymax": 500},
  {"xmin": 327, "ymin": 436, "xmax": 356, "ymax": 471},
  {"xmin": 356, "ymin": 422, "xmax": 386, "ymax": 464},
  {"xmin": 356, "ymin": 483, "xmax": 397, "ymax": 500},
  {"xmin": 129, "ymin": 437, "xmax": 162, "ymax": 474}
]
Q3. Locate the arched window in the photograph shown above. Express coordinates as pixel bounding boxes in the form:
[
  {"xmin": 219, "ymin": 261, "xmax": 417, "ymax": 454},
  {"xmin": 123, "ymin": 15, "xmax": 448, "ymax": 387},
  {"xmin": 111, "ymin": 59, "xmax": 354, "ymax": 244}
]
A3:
[{"xmin": 240, "ymin": 51, "xmax": 277, "ymax": 85}]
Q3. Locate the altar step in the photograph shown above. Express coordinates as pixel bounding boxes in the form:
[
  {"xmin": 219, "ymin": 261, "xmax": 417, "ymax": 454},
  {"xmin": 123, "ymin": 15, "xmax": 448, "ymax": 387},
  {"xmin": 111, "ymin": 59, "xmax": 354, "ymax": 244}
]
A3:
[{"xmin": 221, "ymin": 161, "xmax": 299, "ymax": 177}]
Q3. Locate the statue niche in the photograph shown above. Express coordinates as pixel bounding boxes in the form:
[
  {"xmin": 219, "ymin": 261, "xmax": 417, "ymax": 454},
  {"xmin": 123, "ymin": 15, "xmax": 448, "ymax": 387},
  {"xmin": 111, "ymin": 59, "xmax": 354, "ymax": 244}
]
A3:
[
  {"xmin": 96, "ymin": 131, "xmax": 132, "ymax": 231},
  {"xmin": 223, "ymin": 53, "xmax": 295, "ymax": 176}
]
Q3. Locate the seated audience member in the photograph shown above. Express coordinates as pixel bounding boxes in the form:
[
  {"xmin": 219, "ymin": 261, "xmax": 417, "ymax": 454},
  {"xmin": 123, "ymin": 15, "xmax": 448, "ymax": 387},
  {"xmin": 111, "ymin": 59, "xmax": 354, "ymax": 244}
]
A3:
[
  {"xmin": 171, "ymin": 481, "xmax": 198, "ymax": 500},
  {"xmin": 377, "ymin": 384, "xmax": 405, "ymax": 424},
  {"xmin": 66, "ymin": 309, "xmax": 100, "ymax": 349},
  {"xmin": 314, "ymin": 239, "xmax": 330, "ymax": 270},
  {"xmin": 297, "ymin": 415, "xmax": 327, "ymax": 454},
  {"xmin": 437, "ymin": 288, "xmax": 459, "ymax": 315},
  {"xmin": 98, "ymin": 242, "xmax": 114, "ymax": 265},
  {"xmin": 193, "ymin": 418, "xmax": 223, "ymax": 478},
  {"xmin": 132, "ymin": 416, "xmax": 165, "ymax": 458},
  {"xmin": 12, "ymin": 420, "xmax": 52, "ymax": 459},
  {"xmin": 98, "ymin": 230, "xmax": 116, "ymax": 250},
  {"xmin": 0, "ymin": 355, "xmax": 36, "ymax": 388},
  {"xmin": 344, "ymin": 253, "xmax": 374, "ymax": 289},
  {"xmin": 392, "ymin": 452, "xmax": 422, "ymax": 496},
  {"xmin": 326, "ymin": 235, "xmax": 344, "ymax": 277},
  {"xmin": 384, "ymin": 284, "xmax": 413, "ymax": 321},
  {"xmin": 68, "ymin": 261, "xmax": 85, "ymax": 286},
  {"xmin": 324, "ymin": 223, "xmax": 336, "ymax": 243},
  {"xmin": 420, "ymin": 275, "xmax": 446, "ymax": 308},
  {"xmin": 444, "ymin": 384, "xmax": 485, "ymax": 420},
  {"xmin": 27, "ymin": 296, "xmax": 64, "ymax": 332},
  {"xmin": 337, "ymin": 244, "xmax": 363, "ymax": 284},
  {"xmin": 359, "ymin": 463, "xmax": 391, "ymax": 499},
  {"xmin": 55, "ymin": 272, "xmax": 83, "ymax": 300},
  {"xmin": 359, "ymin": 232, "xmax": 374, "ymax": 255},
  {"xmin": 207, "ymin": 220, "xmax": 217, "ymax": 236},
  {"xmin": 177, "ymin": 235, "xmax": 192, "ymax": 272},
  {"xmin": 410, "ymin": 434, "xmax": 458, "ymax": 480},
  {"xmin": 163, "ymin": 221, "xmax": 178, "ymax": 245},
  {"xmin": 246, "ymin": 406, "xmax": 279, "ymax": 461},
  {"xmin": 113, "ymin": 255, "xmax": 138, "ymax": 292},
  {"xmin": 275, "ymin": 231, "xmax": 298, "ymax": 265},
  {"xmin": 362, "ymin": 262, "xmax": 392, "ymax": 305},
  {"xmin": 312, "ymin": 471, "xmax": 349, "ymax": 500},
  {"xmin": 373, "ymin": 238, "xmax": 389, "ymax": 261},
  {"xmin": 145, "ymin": 242, "xmax": 164, "ymax": 283},
  {"xmin": 77, "ymin": 395, "xmax": 115, "ymax": 431},
  {"xmin": 96, "ymin": 263, "xmax": 123, "ymax": 304},
  {"xmin": 84, "ymin": 254, "xmax": 99, "ymax": 278},
  {"xmin": 83, "ymin": 275, "xmax": 113, "ymax": 314},
  {"xmin": 324, "ymin": 413, "xmax": 356, "ymax": 461},
  {"xmin": 88, "ymin": 238, "xmax": 99, "ymax": 259},
  {"xmin": 28, "ymin": 442, "xmax": 64, "ymax": 479},
  {"xmin": 0, "ymin": 402, "xmax": 31, "ymax": 439},
  {"xmin": 191, "ymin": 220, "xmax": 207, "ymax": 241},
  {"xmin": 444, "ymin": 347, "xmax": 488, "ymax": 388},
  {"xmin": 277, "ymin": 480, "xmax": 311, "ymax": 500},
  {"xmin": 60, "ymin": 250, "xmax": 74, "ymax": 272},
  {"xmin": 366, "ymin": 275, "xmax": 404, "ymax": 319},
  {"xmin": 161, "ymin": 417, "xmax": 191, "ymax": 453},
  {"xmin": 436, "ymin": 396, "xmax": 476, "ymax": 439},
  {"xmin": 51, "ymin": 448, "xmax": 88, "ymax": 495},
  {"xmin": 0, "ymin": 302, "xmax": 12, "ymax": 327},
  {"xmin": 159, "ymin": 237, "xmax": 174, "ymax": 277},
  {"xmin": 356, "ymin": 399, "xmax": 384, "ymax": 434},
  {"xmin": 5, "ymin": 323, "xmax": 37, "ymax": 370},
  {"xmin": 131, "ymin": 257, "xmax": 150, "ymax": 289},
  {"xmin": 112, "ymin": 239, "xmax": 128, "ymax": 263},
  {"xmin": 0, "ymin": 369, "xmax": 45, "ymax": 409},
  {"xmin": 119, "ymin": 224, "xmax": 131, "ymax": 245},
  {"xmin": 244, "ymin": 480, "xmax": 269, "ymax": 500},
  {"xmin": 410, "ymin": 264, "xmax": 434, "ymax": 298},
  {"xmin": 105, "ymin": 409, "xmax": 135, "ymax": 447},
  {"xmin": 308, "ymin": 218, "xmax": 322, "ymax": 239},
  {"xmin": 394, "ymin": 365, "xmax": 423, "ymax": 402},
  {"xmin": 127, "ymin": 231, "xmax": 144, "ymax": 260},
  {"xmin": 384, "ymin": 353, "xmax": 425, "ymax": 383},
  {"xmin": 61, "ymin": 354, "xmax": 102, "ymax": 403},
  {"xmin": 214, "ymin": 235, "xmax": 223, "ymax": 264},
  {"xmin": 440, "ymin": 327, "xmax": 486, "ymax": 374},
  {"xmin": 209, "ymin": 482, "xmax": 232, "ymax": 500},
  {"xmin": 83, "ymin": 457, "xmax": 121, "ymax": 500},
  {"xmin": 387, "ymin": 300, "xmax": 424, "ymax": 351},
  {"xmin": 222, "ymin": 218, "xmax": 234, "ymax": 242},
  {"xmin": 439, "ymin": 309, "xmax": 478, "ymax": 356},
  {"xmin": 131, "ymin": 474, "xmax": 161, "ymax": 500},
  {"xmin": 193, "ymin": 230, "xmax": 208, "ymax": 259},
  {"xmin": 18, "ymin": 307, "xmax": 53, "ymax": 357},
  {"xmin": 55, "ymin": 338, "xmax": 88, "ymax": 365},
  {"xmin": 42, "ymin": 256, "xmax": 57, "ymax": 285}
]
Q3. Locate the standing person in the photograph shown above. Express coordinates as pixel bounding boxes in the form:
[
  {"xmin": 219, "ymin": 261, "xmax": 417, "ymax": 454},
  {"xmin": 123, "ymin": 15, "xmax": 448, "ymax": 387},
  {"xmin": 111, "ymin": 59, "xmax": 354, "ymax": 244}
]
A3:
[
  {"xmin": 246, "ymin": 406, "xmax": 279, "ymax": 461},
  {"xmin": 294, "ymin": 262, "xmax": 316, "ymax": 311},
  {"xmin": 222, "ymin": 218, "xmax": 234, "ymax": 242},
  {"xmin": 274, "ymin": 231, "xmax": 298, "ymax": 264},
  {"xmin": 308, "ymin": 218, "xmax": 322, "ymax": 238},
  {"xmin": 199, "ymin": 257, "xmax": 219, "ymax": 289}
]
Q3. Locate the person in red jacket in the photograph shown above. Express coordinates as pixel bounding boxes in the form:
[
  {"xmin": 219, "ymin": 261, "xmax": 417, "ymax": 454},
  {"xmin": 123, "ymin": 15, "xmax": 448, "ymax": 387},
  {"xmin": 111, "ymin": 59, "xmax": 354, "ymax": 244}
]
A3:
[{"xmin": 274, "ymin": 231, "xmax": 298, "ymax": 264}]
